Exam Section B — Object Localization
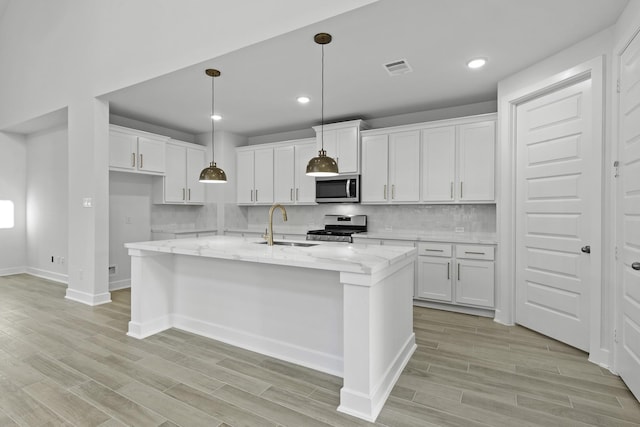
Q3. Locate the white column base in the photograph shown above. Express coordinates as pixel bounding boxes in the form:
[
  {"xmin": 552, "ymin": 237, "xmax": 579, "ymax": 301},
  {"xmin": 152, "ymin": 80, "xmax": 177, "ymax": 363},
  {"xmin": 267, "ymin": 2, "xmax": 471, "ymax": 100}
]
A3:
[{"xmin": 65, "ymin": 288, "xmax": 111, "ymax": 306}]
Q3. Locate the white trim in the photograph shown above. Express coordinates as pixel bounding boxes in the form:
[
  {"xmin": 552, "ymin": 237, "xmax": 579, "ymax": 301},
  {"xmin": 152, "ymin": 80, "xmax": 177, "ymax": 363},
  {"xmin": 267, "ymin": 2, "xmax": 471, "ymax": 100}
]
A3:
[
  {"xmin": 65, "ymin": 288, "xmax": 111, "ymax": 306},
  {"xmin": 25, "ymin": 267, "xmax": 68, "ymax": 284},
  {"xmin": 0, "ymin": 266, "xmax": 26, "ymax": 276},
  {"xmin": 109, "ymin": 278, "xmax": 131, "ymax": 291},
  {"xmin": 498, "ymin": 56, "xmax": 606, "ymax": 364},
  {"xmin": 413, "ymin": 299, "xmax": 494, "ymax": 318}
]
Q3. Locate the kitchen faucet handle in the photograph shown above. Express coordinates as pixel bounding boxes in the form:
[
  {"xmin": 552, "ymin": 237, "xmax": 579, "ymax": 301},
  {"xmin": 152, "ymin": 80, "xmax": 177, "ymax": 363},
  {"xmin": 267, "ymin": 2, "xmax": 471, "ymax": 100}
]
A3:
[{"xmin": 263, "ymin": 227, "xmax": 268, "ymax": 241}]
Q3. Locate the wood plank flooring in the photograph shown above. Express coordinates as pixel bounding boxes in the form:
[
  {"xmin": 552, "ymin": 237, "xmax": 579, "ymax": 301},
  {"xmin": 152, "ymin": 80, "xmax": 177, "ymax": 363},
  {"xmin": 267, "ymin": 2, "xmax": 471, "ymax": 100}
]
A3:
[{"xmin": 0, "ymin": 273, "xmax": 638, "ymax": 426}]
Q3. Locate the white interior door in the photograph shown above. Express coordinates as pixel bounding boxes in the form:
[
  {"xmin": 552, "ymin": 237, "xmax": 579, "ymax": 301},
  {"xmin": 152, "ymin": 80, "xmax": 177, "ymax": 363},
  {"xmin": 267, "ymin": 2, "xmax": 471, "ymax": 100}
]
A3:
[
  {"xmin": 515, "ymin": 78, "xmax": 594, "ymax": 351},
  {"xmin": 616, "ymin": 30, "xmax": 640, "ymax": 400}
]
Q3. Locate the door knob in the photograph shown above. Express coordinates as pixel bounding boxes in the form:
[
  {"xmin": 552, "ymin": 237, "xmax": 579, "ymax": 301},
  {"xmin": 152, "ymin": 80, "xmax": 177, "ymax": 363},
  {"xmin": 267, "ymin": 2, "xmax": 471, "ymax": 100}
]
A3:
[
  {"xmin": 633, "ymin": 262, "xmax": 640, "ymax": 271},
  {"xmin": 581, "ymin": 245, "xmax": 591, "ymax": 254}
]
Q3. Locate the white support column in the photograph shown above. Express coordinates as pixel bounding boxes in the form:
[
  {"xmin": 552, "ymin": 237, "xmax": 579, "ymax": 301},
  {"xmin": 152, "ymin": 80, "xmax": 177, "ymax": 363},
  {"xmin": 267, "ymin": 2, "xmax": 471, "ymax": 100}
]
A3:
[{"xmin": 65, "ymin": 97, "xmax": 111, "ymax": 306}]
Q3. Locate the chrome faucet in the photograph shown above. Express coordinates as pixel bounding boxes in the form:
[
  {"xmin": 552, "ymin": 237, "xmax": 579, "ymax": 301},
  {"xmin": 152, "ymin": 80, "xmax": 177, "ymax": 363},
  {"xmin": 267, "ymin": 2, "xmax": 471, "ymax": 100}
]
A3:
[{"xmin": 266, "ymin": 203, "xmax": 287, "ymax": 246}]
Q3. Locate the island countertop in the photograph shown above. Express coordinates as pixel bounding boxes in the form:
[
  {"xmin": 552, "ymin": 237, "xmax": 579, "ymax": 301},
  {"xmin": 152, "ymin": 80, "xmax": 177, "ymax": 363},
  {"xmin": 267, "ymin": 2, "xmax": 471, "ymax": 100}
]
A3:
[{"xmin": 125, "ymin": 235, "xmax": 416, "ymax": 275}]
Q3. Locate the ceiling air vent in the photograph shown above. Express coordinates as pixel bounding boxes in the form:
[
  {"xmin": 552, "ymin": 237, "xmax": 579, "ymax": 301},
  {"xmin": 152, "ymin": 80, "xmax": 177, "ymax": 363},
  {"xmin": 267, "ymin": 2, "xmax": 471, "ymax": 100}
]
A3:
[{"xmin": 384, "ymin": 59, "xmax": 413, "ymax": 76}]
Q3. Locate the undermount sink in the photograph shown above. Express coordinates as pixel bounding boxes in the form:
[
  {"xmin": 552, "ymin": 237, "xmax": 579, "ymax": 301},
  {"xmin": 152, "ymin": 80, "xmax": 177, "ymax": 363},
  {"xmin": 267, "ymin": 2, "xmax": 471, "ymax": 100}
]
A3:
[{"xmin": 256, "ymin": 241, "xmax": 318, "ymax": 247}]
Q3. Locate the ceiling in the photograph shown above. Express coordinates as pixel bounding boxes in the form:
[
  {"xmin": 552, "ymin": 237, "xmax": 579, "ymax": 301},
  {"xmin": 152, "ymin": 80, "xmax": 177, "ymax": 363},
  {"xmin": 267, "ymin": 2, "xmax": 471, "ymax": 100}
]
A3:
[{"xmin": 104, "ymin": 0, "xmax": 628, "ymax": 138}]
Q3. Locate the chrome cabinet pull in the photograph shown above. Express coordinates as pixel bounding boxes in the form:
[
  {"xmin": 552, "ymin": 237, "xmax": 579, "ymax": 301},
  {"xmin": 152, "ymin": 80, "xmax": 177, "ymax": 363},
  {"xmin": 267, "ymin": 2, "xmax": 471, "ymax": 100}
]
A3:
[
  {"xmin": 447, "ymin": 262, "xmax": 450, "ymax": 280},
  {"xmin": 188, "ymin": 188, "xmax": 191, "ymax": 201},
  {"xmin": 296, "ymin": 188, "xmax": 299, "ymax": 201},
  {"xmin": 460, "ymin": 182, "xmax": 463, "ymax": 199},
  {"xmin": 250, "ymin": 190, "xmax": 253, "ymax": 202},
  {"xmin": 383, "ymin": 184, "xmax": 387, "ymax": 200},
  {"xmin": 457, "ymin": 263, "xmax": 460, "ymax": 280},
  {"xmin": 255, "ymin": 189, "xmax": 258, "ymax": 201},
  {"xmin": 290, "ymin": 188, "xmax": 293, "ymax": 201},
  {"xmin": 465, "ymin": 251, "xmax": 485, "ymax": 255},
  {"xmin": 132, "ymin": 153, "xmax": 136, "ymax": 167},
  {"xmin": 182, "ymin": 188, "xmax": 186, "ymax": 200},
  {"xmin": 392, "ymin": 184, "xmax": 395, "ymax": 199},
  {"xmin": 424, "ymin": 249, "xmax": 444, "ymax": 252},
  {"xmin": 632, "ymin": 262, "xmax": 640, "ymax": 271},
  {"xmin": 346, "ymin": 179, "xmax": 351, "ymax": 198},
  {"xmin": 140, "ymin": 154, "xmax": 143, "ymax": 169},
  {"xmin": 450, "ymin": 182, "xmax": 453, "ymax": 199}
]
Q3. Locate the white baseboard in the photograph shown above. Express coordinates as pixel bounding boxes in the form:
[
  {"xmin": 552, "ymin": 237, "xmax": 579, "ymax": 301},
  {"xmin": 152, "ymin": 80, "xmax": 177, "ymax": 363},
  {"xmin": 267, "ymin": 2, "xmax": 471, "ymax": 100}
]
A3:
[
  {"xmin": 413, "ymin": 299, "xmax": 495, "ymax": 318},
  {"xmin": 109, "ymin": 278, "xmax": 131, "ymax": 291},
  {"xmin": 65, "ymin": 288, "xmax": 111, "ymax": 306},
  {"xmin": 0, "ymin": 266, "xmax": 26, "ymax": 276},
  {"xmin": 26, "ymin": 267, "xmax": 68, "ymax": 284}
]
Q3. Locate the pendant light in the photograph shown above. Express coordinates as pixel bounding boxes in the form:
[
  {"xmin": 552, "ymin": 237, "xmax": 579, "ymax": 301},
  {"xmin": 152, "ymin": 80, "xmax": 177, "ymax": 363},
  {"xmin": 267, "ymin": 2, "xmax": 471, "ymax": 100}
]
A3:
[
  {"xmin": 199, "ymin": 68, "xmax": 227, "ymax": 183},
  {"xmin": 306, "ymin": 33, "xmax": 339, "ymax": 177}
]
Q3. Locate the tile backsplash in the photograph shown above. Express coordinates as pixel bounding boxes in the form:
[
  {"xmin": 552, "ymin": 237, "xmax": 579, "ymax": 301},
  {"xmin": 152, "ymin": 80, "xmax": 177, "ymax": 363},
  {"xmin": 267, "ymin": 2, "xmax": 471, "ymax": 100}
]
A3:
[
  {"xmin": 151, "ymin": 203, "xmax": 217, "ymax": 230},
  {"xmin": 246, "ymin": 204, "xmax": 496, "ymax": 233}
]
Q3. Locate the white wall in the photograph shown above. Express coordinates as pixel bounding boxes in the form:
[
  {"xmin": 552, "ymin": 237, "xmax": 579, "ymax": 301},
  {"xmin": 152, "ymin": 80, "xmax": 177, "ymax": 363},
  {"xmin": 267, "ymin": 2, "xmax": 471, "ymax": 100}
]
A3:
[
  {"xmin": 25, "ymin": 125, "xmax": 68, "ymax": 282},
  {"xmin": 109, "ymin": 172, "xmax": 153, "ymax": 290},
  {"xmin": 0, "ymin": 132, "xmax": 26, "ymax": 275}
]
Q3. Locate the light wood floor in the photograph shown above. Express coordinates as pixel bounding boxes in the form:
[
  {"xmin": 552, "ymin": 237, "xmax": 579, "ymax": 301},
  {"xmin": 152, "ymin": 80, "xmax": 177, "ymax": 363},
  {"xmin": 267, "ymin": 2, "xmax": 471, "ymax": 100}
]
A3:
[{"xmin": 0, "ymin": 274, "xmax": 638, "ymax": 426}]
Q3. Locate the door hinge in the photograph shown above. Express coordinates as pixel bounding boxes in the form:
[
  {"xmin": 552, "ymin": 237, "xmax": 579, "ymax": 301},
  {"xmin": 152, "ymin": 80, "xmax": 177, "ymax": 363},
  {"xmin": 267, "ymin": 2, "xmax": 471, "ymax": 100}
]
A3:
[
  {"xmin": 614, "ymin": 160, "xmax": 620, "ymax": 178},
  {"xmin": 617, "ymin": 79, "xmax": 621, "ymax": 94}
]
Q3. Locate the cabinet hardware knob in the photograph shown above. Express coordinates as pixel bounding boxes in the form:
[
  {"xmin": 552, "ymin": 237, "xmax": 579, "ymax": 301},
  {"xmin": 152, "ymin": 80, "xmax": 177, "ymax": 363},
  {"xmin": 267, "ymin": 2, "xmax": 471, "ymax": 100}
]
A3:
[
  {"xmin": 632, "ymin": 262, "xmax": 640, "ymax": 271},
  {"xmin": 255, "ymin": 189, "xmax": 258, "ymax": 201},
  {"xmin": 424, "ymin": 249, "xmax": 443, "ymax": 252},
  {"xmin": 460, "ymin": 182, "xmax": 463, "ymax": 199},
  {"xmin": 581, "ymin": 245, "xmax": 591, "ymax": 254},
  {"xmin": 383, "ymin": 184, "xmax": 387, "ymax": 200},
  {"xmin": 250, "ymin": 190, "xmax": 253, "ymax": 202},
  {"xmin": 182, "ymin": 188, "xmax": 186, "ymax": 200},
  {"xmin": 188, "ymin": 188, "xmax": 191, "ymax": 201},
  {"xmin": 132, "ymin": 153, "xmax": 136, "ymax": 167},
  {"xmin": 296, "ymin": 188, "xmax": 299, "ymax": 201},
  {"xmin": 392, "ymin": 184, "xmax": 395, "ymax": 199},
  {"xmin": 450, "ymin": 182, "xmax": 453, "ymax": 199},
  {"xmin": 465, "ymin": 251, "xmax": 485, "ymax": 255},
  {"xmin": 447, "ymin": 262, "xmax": 450, "ymax": 280},
  {"xmin": 290, "ymin": 188, "xmax": 293, "ymax": 201},
  {"xmin": 140, "ymin": 154, "xmax": 143, "ymax": 168},
  {"xmin": 457, "ymin": 263, "xmax": 460, "ymax": 280}
]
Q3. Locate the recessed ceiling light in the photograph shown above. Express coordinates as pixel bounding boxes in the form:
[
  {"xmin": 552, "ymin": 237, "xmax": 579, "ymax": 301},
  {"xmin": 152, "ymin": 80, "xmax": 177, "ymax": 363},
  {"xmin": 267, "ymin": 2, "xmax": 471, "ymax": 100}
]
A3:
[
  {"xmin": 467, "ymin": 58, "xmax": 487, "ymax": 69},
  {"xmin": 211, "ymin": 114, "xmax": 222, "ymax": 121},
  {"xmin": 297, "ymin": 96, "xmax": 310, "ymax": 104}
]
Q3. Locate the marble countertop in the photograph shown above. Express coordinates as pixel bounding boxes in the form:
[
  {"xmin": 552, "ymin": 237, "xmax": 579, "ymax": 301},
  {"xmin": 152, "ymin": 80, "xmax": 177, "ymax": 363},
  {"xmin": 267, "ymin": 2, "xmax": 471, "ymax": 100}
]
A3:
[
  {"xmin": 125, "ymin": 235, "xmax": 416, "ymax": 275},
  {"xmin": 354, "ymin": 230, "xmax": 497, "ymax": 244}
]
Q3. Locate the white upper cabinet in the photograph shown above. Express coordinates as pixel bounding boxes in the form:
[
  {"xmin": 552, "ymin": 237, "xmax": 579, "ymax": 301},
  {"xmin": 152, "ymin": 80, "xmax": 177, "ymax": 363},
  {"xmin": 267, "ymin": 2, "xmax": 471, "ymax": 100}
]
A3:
[
  {"xmin": 313, "ymin": 119, "xmax": 368, "ymax": 175},
  {"xmin": 153, "ymin": 140, "xmax": 206, "ymax": 205},
  {"xmin": 236, "ymin": 146, "xmax": 274, "ymax": 205},
  {"xmin": 274, "ymin": 141, "xmax": 316, "ymax": 204},
  {"xmin": 458, "ymin": 121, "xmax": 495, "ymax": 202},
  {"xmin": 361, "ymin": 130, "xmax": 420, "ymax": 204},
  {"xmin": 422, "ymin": 126, "xmax": 456, "ymax": 202},
  {"xmin": 361, "ymin": 134, "xmax": 389, "ymax": 203},
  {"xmin": 109, "ymin": 125, "xmax": 167, "ymax": 175}
]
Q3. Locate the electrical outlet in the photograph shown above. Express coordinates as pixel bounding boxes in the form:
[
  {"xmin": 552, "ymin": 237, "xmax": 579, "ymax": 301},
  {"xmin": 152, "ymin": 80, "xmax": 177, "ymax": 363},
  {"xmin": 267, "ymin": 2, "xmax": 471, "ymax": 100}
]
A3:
[{"xmin": 108, "ymin": 265, "xmax": 116, "ymax": 275}]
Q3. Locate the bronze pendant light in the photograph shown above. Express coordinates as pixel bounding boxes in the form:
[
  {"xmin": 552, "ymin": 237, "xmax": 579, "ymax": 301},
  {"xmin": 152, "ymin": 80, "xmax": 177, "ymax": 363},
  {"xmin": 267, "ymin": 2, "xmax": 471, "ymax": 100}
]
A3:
[
  {"xmin": 306, "ymin": 32, "xmax": 339, "ymax": 177},
  {"xmin": 199, "ymin": 68, "xmax": 227, "ymax": 183}
]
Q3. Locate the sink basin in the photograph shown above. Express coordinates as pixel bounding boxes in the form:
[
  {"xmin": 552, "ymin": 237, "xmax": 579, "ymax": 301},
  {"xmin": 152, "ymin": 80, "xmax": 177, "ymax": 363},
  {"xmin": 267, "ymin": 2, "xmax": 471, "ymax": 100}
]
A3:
[{"xmin": 256, "ymin": 241, "xmax": 318, "ymax": 247}]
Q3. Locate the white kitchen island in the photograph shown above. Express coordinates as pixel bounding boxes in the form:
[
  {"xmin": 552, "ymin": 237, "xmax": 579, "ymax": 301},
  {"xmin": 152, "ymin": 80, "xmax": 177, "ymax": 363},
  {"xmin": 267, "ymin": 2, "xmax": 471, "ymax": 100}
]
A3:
[{"xmin": 125, "ymin": 236, "xmax": 417, "ymax": 422}]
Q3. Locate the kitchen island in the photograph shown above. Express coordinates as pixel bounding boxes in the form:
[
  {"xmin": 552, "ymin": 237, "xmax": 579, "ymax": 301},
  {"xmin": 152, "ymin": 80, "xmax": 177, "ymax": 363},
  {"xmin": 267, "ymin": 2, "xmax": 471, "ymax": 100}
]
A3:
[{"xmin": 125, "ymin": 235, "xmax": 416, "ymax": 422}]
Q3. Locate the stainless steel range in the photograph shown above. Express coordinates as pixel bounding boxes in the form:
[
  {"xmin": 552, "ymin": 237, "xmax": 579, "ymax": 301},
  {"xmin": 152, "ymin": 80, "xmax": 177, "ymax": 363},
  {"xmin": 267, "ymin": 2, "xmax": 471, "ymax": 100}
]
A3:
[{"xmin": 306, "ymin": 215, "xmax": 367, "ymax": 243}]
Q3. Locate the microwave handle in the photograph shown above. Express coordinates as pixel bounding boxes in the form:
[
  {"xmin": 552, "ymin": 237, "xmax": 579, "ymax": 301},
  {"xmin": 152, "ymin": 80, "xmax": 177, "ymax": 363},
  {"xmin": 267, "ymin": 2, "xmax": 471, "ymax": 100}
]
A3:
[{"xmin": 346, "ymin": 179, "xmax": 351, "ymax": 198}]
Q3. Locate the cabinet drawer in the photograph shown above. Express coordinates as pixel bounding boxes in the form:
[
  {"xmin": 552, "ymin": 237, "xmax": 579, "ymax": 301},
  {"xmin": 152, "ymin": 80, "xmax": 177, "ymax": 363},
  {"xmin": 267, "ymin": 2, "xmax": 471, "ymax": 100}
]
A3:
[
  {"xmin": 456, "ymin": 245, "xmax": 494, "ymax": 260},
  {"xmin": 417, "ymin": 242, "xmax": 452, "ymax": 257}
]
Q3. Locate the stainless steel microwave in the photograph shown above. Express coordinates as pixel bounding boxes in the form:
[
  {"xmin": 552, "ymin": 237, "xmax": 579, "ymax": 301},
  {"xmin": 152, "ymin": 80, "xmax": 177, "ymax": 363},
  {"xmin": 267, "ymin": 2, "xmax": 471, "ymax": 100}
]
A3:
[{"xmin": 315, "ymin": 175, "xmax": 360, "ymax": 203}]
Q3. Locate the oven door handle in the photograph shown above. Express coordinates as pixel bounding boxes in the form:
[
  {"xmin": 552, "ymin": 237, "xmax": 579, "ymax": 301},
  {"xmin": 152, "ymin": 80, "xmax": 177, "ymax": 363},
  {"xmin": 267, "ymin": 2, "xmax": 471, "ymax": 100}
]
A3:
[{"xmin": 346, "ymin": 179, "xmax": 351, "ymax": 198}]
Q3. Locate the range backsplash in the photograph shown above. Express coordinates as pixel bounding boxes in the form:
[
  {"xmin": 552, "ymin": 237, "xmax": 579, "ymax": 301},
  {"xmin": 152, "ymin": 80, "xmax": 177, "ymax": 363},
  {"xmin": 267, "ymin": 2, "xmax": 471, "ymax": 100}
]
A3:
[{"xmin": 245, "ymin": 204, "xmax": 496, "ymax": 233}]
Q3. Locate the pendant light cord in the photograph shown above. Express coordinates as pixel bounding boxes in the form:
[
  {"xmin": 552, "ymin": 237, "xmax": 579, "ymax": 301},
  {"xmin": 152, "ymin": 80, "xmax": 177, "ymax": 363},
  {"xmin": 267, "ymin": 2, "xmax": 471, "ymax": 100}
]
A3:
[
  {"xmin": 321, "ymin": 43, "xmax": 325, "ymax": 152},
  {"xmin": 211, "ymin": 74, "xmax": 216, "ymax": 164}
]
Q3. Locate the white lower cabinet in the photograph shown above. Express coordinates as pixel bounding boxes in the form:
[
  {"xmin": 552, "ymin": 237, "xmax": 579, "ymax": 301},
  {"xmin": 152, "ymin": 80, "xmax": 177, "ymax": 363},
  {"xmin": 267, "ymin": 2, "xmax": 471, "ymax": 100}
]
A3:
[{"xmin": 417, "ymin": 242, "xmax": 495, "ymax": 309}]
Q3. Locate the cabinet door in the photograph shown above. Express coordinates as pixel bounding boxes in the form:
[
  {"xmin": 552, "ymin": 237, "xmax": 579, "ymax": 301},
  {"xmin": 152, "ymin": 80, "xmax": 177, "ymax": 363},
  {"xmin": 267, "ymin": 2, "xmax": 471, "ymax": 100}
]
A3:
[
  {"xmin": 186, "ymin": 147, "xmax": 206, "ymax": 203},
  {"xmin": 253, "ymin": 148, "xmax": 274, "ymax": 204},
  {"xmin": 422, "ymin": 126, "xmax": 455, "ymax": 201},
  {"xmin": 137, "ymin": 137, "xmax": 166, "ymax": 173},
  {"xmin": 316, "ymin": 129, "xmax": 337, "ymax": 162},
  {"xmin": 361, "ymin": 135, "xmax": 389, "ymax": 203},
  {"xmin": 455, "ymin": 259, "xmax": 494, "ymax": 307},
  {"xmin": 274, "ymin": 145, "xmax": 295, "ymax": 203},
  {"xmin": 336, "ymin": 127, "xmax": 359, "ymax": 174},
  {"xmin": 389, "ymin": 131, "xmax": 420, "ymax": 202},
  {"xmin": 164, "ymin": 144, "xmax": 187, "ymax": 203},
  {"xmin": 236, "ymin": 150, "xmax": 255, "ymax": 204},
  {"xmin": 294, "ymin": 143, "xmax": 317, "ymax": 203},
  {"xmin": 109, "ymin": 130, "xmax": 137, "ymax": 170},
  {"xmin": 458, "ymin": 121, "xmax": 495, "ymax": 201},
  {"xmin": 417, "ymin": 256, "xmax": 452, "ymax": 302}
]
